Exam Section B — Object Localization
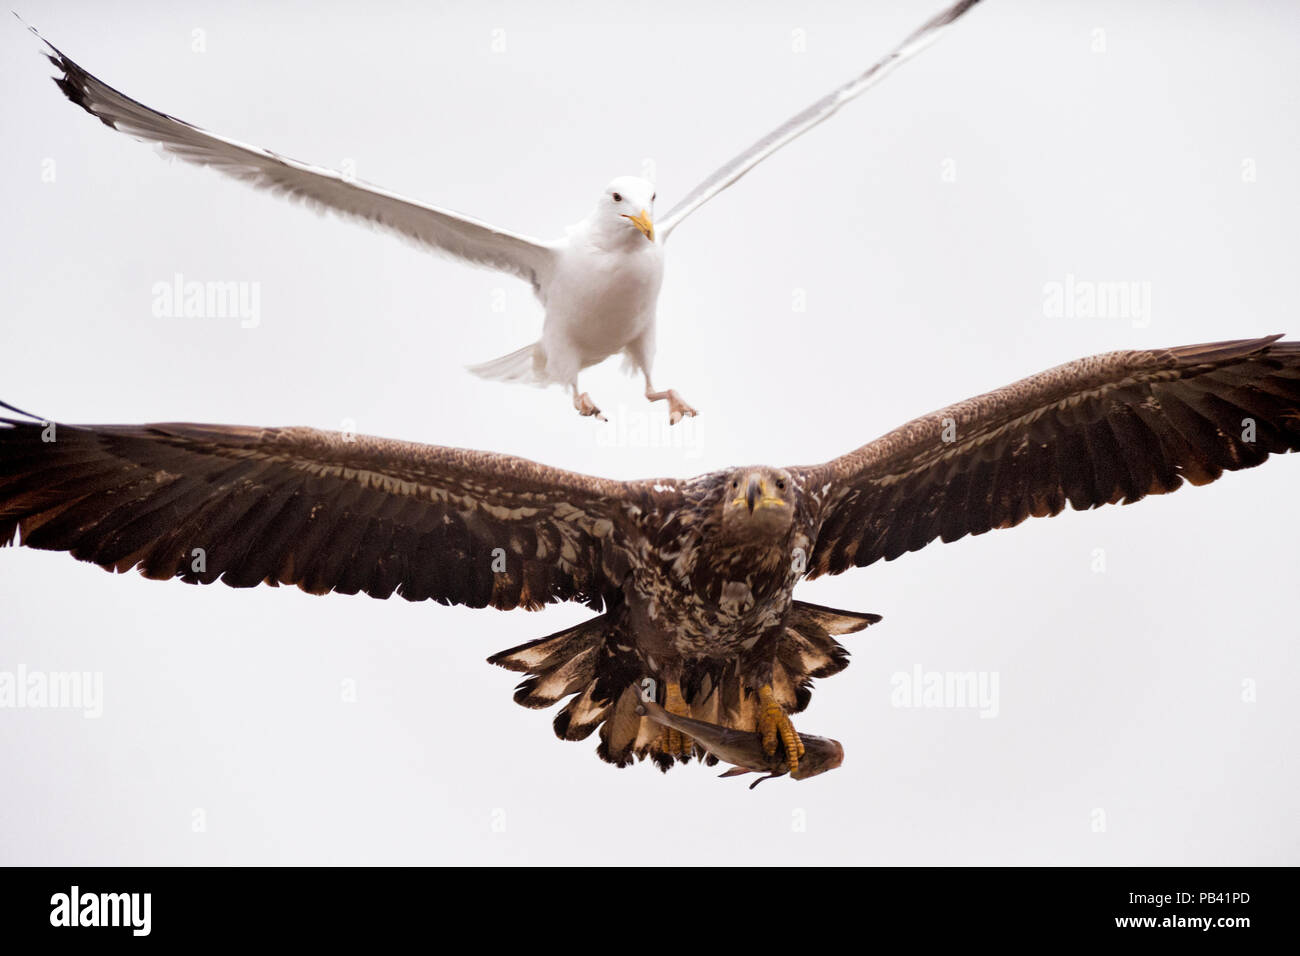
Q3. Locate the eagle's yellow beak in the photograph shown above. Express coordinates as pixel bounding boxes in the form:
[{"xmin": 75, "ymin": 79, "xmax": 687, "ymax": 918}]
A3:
[
  {"xmin": 732, "ymin": 476, "xmax": 787, "ymax": 515},
  {"xmin": 622, "ymin": 209, "xmax": 655, "ymax": 242}
]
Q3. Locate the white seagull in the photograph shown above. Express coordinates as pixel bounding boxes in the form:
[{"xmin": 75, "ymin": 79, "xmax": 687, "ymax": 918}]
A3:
[{"xmin": 25, "ymin": 1, "xmax": 982, "ymax": 423}]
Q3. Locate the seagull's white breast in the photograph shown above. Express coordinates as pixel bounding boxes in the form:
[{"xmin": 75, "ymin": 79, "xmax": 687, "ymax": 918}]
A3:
[{"xmin": 544, "ymin": 235, "xmax": 665, "ymax": 364}]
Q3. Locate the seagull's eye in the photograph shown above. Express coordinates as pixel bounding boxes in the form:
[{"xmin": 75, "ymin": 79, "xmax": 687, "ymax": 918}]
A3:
[
  {"xmin": 651, "ymin": 192, "xmax": 656, "ymax": 202},
  {"xmin": 612, "ymin": 192, "xmax": 623, "ymax": 203}
]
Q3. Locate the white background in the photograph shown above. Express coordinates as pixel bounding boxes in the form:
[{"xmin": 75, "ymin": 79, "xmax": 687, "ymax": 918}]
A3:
[{"xmin": 1, "ymin": 0, "xmax": 1297, "ymax": 864}]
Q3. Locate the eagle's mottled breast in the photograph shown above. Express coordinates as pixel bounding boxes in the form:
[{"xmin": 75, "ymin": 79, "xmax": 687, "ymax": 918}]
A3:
[{"xmin": 621, "ymin": 472, "xmax": 819, "ymax": 661}]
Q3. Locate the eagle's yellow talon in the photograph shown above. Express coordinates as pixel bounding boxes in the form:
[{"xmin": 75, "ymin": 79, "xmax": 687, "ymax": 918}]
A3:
[
  {"xmin": 757, "ymin": 684, "xmax": 803, "ymax": 774},
  {"xmin": 662, "ymin": 681, "xmax": 693, "ymax": 757}
]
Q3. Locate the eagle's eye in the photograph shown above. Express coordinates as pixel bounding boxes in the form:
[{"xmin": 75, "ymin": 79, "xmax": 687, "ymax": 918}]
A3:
[
  {"xmin": 731, "ymin": 480, "xmax": 739, "ymax": 489},
  {"xmin": 776, "ymin": 479, "xmax": 786, "ymax": 491},
  {"xmin": 612, "ymin": 192, "xmax": 623, "ymax": 202}
]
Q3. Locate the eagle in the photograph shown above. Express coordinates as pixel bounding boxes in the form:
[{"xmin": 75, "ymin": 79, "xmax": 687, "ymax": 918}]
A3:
[{"xmin": 3, "ymin": 335, "xmax": 1298, "ymax": 775}]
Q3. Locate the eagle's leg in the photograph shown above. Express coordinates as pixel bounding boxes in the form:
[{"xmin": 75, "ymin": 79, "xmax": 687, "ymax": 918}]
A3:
[
  {"xmin": 644, "ymin": 382, "xmax": 698, "ymax": 426},
  {"xmin": 661, "ymin": 680, "xmax": 693, "ymax": 757},
  {"xmin": 571, "ymin": 386, "xmax": 607, "ymax": 422},
  {"xmin": 757, "ymin": 684, "xmax": 804, "ymax": 774}
]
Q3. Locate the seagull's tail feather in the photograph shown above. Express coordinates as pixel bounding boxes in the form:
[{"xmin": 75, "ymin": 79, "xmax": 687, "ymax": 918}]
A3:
[{"xmin": 467, "ymin": 342, "xmax": 545, "ymax": 385}]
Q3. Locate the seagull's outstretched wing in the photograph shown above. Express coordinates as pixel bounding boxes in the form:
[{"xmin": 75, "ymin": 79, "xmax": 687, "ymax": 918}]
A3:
[
  {"xmin": 799, "ymin": 336, "xmax": 1300, "ymax": 576},
  {"xmin": 656, "ymin": 0, "xmax": 982, "ymax": 241},
  {"xmin": 0, "ymin": 415, "xmax": 651, "ymax": 610},
  {"xmin": 30, "ymin": 25, "xmax": 557, "ymax": 292}
]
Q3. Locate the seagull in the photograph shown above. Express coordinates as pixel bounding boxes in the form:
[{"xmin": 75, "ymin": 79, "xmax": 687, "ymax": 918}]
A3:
[
  {"xmin": 3, "ymin": 335, "xmax": 1298, "ymax": 774},
  {"xmin": 24, "ymin": 1, "xmax": 983, "ymax": 423}
]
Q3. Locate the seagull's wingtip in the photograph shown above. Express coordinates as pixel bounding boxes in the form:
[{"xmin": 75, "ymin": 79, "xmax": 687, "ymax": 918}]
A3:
[
  {"xmin": 0, "ymin": 400, "xmax": 46, "ymax": 422},
  {"xmin": 13, "ymin": 12, "xmax": 62, "ymax": 57}
]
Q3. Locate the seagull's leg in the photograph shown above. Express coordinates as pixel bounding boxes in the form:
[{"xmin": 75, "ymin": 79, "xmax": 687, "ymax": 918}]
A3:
[
  {"xmin": 756, "ymin": 685, "xmax": 804, "ymax": 775},
  {"xmin": 570, "ymin": 383, "xmax": 606, "ymax": 422},
  {"xmin": 643, "ymin": 376, "xmax": 698, "ymax": 426},
  {"xmin": 627, "ymin": 332, "xmax": 698, "ymax": 426},
  {"xmin": 661, "ymin": 680, "xmax": 693, "ymax": 759}
]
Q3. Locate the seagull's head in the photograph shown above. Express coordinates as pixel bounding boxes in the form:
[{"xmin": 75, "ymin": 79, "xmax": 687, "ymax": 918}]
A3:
[
  {"xmin": 719, "ymin": 467, "xmax": 797, "ymax": 543},
  {"xmin": 597, "ymin": 176, "xmax": 656, "ymax": 243}
]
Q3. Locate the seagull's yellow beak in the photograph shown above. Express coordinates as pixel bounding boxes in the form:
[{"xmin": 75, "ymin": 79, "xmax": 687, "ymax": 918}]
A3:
[{"xmin": 622, "ymin": 209, "xmax": 655, "ymax": 242}]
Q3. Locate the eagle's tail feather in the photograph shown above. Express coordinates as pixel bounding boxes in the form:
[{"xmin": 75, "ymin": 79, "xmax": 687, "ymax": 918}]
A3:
[
  {"xmin": 599, "ymin": 686, "xmax": 648, "ymax": 767},
  {"xmin": 488, "ymin": 601, "xmax": 881, "ymax": 773},
  {"xmin": 466, "ymin": 342, "xmax": 544, "ymax": 385},
  {"xmin": 778, "ymin": 600, "xmax": 880, "ymax": 700},
  {"xmin": 488, "ymin": 615, "xmax": 626, "ymax": 745},
  {"xmin": 490, "ymin": 614, "xmax": 684, "ymax": 770}
]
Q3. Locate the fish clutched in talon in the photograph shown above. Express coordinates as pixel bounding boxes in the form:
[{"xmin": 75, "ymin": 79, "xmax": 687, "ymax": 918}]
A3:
[{"xmin": 635, "ymin": 690, "xmax": 843, "ymax": 788}]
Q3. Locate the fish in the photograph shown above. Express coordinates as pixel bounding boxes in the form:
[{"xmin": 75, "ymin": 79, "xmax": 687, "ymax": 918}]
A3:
[{"xmin": 634, "ymin": 688, "xmax": 844, "ymax": 789}]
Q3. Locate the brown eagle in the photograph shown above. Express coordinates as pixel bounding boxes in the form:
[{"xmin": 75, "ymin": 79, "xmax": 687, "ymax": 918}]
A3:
[{"xmin": 3, "ymin": 336, "xmax": 1298, "ymax": 774}]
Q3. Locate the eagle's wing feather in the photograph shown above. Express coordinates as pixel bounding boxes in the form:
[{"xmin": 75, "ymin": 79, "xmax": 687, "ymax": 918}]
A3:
[
  {"xmin": 0, "ymin": 418, "xmax": 646, "ymax": 610},
  {"xmin": 31, "ymin": 26, "xmax": 556, "ymax": 293},
  {"xmin": 799, "ymin": 336, "xmax": 1300, "ymax": 577},
  {"xmin": 656, "ymin": 0, "xmax": 982, "ymax": 241}
]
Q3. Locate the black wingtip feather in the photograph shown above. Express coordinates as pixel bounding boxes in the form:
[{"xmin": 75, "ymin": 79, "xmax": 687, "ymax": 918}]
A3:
[
  {"xmin": 21, "ymin": 19, "xmax": 116, "ymax": 129},
  {"xmin": 0, "ymin": 400, "xmax": 45, "ymax": 421},
  {"xmin": 49, "ymin": 57, "xmax": 115, "ymax": 128}
]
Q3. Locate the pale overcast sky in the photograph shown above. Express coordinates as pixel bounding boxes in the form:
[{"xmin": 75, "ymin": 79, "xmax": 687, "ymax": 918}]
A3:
[{"xmin": 2, "ymin": 0, "xmax": 1297, "ymax": 864}]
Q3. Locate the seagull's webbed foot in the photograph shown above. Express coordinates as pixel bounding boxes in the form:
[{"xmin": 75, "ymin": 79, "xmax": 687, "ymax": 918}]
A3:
[
  {"xmin": 661, "ymin": 681, "xmax": 693, "ymax": 759},
  {"xmin": 573, "ymin": 391, "xmax": 607, "ymax": 422},
  {"xmin": 757, "ymin": 684, "xmax": 803, "ymax": 775},
  {"xmin": 645, "ymin": 386, "xmax": 698, "ymax": 426}
]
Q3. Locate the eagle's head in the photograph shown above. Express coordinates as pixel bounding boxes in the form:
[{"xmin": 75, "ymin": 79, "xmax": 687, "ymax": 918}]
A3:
[{"xmin": 718, "ymin": 467, "xmax": 797, "ymax": 543}]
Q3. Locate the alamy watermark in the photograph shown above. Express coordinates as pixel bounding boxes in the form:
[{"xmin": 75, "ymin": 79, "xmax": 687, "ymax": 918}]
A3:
[
  {"xmin": 0, "ymin": 665, "xmax": 103, "ymax": 718},
  {"xmin": 151, "ymin": 272, "xmax": 261, "ymax": 328},
  {"xmin": 591, "ymin": 407, "xmax": 705, "ymax": 458},
  {"xmin": 1043, "ymin": 273, "xmax": 1151, "ymax": 328},
  {"xmin": 50, "ymin": 886, "xmax": 150, "ymax": 936},
  {"xmin": 890, "ymin": 664, "xmax": 999, "ymax": 718}
]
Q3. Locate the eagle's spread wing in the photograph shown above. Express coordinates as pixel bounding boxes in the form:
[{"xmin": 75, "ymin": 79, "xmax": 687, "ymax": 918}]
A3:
[
  {"xmin": 656, "ymin": 0, "xmax": 982, "ymax": 241},
  {"xmin": 799, "ymin": 336, "xmax": 1300, "ymax": 577},
  {"xmin": 30, "ymin": 26, "xmax": 556, "ymax": 294},
  {"xmin": 0, "ymin": 417, "xmax": 645, "ymax": 610}
]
